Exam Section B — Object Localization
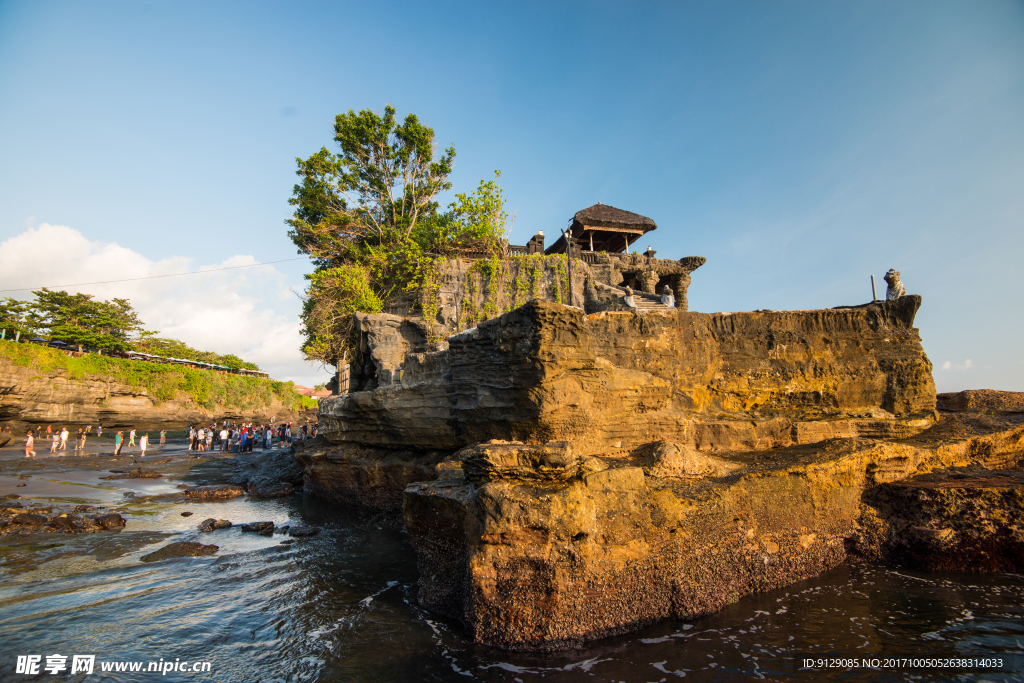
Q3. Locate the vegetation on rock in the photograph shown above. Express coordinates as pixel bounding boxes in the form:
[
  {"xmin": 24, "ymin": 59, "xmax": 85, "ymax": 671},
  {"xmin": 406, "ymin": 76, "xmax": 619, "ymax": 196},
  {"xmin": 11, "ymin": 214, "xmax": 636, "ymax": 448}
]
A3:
[
  {"xmin": 0, "ymin": 340, "xmax": 314, "ymax": 412},
  {"xmin": 287, "ymin": 105, "xmax": 511, "ymax": 366}
]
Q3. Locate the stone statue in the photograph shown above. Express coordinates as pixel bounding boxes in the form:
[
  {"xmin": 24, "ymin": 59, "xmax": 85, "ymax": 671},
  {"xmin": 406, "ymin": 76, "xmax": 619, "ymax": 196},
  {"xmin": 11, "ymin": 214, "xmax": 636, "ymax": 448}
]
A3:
[
  {"xmin": 661, "ymin": 286, "xmax": 675, "ymax": 308},
  {"xmin": 884, "ymin": 269, "xmax": 905, "ymax": 300},
  {"xmin": 623, "ymin": 286, "xmax": 637, "ymax": 308}
]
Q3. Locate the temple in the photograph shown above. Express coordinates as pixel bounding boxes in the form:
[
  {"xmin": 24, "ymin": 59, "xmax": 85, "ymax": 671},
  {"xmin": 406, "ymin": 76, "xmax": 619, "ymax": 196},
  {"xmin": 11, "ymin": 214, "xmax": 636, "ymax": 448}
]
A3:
[
  {"xmin": 544, "ymin": 203, "xmax": 657, "ymax": 254},
  {"xmin": 512, "ymin": 203, "xmax": 706, "ymax": 311}
]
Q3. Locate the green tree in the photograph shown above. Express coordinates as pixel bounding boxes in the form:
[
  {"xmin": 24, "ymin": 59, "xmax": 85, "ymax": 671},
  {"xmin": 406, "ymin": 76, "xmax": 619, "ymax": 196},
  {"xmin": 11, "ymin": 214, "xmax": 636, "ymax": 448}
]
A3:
[
  {"xmin": 31, "ymin": 289, "xmax": 144, "ymax": 352},
  {"xmin": 287, "ymin": 107, "xmax": 511, "ymax": 367},
  {"xmin": 0, "ymin": 298, "xmax": 37, "ymax": 339},
  {"xmin": 287, "ymin": 105, "xmax": 456, "ymax": 270},
  {"xmin": 416, "ymin": 172, "xmax": 511, "ymax": 258}
]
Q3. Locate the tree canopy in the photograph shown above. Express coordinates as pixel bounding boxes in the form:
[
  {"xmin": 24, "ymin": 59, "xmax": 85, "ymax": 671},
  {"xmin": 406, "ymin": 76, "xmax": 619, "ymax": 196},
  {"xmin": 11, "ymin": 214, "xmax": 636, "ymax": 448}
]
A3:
[
  {"xmin": 287, "ymin": 105, "xmax": 456, "ymax": 271},
  {"xmin": 288, "ymin": 106, "xmax": 511, "ymax": 366},
  {"xmin": 25, "ymin": 289, "xmax": 143, "ymax": 352}
]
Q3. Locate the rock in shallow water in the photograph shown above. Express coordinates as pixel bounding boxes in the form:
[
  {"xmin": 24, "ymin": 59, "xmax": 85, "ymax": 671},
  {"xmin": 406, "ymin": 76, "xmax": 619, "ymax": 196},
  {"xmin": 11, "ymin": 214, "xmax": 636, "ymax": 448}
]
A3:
[
  {"xmin": 10, "ymin": 513, "xmax": 46, "ymax": 526},
  {"xmin": 197, "ymin": 518, "xmax": 231, "ymax": 532},
  {"xmin": 307, "ymin": 298, "xmax": 1024, "ymax": 650},
  {"xmin": 101, "ymin": 469, "xmax": 163, "ymax": 480},
  {"xmin": 94, "ymin": 513, "xmax": 126, "ymax": 531},
  {"xmin": 240, "ymin": 521, "xmax": 274, "ymax": 535},
  {"xmin": 852, "ymin": 468, "xmax": 1024, "ymax": 571},
  {"xmin": 184, "ymin": 485, "xmax": 246, "ymax": 500},
  {"xmin": 247, "ymin": 480, "xmax": 294, "ymax": 498},
  {"xmin": 287, "ymin": 526, "xmax": 319, "ymax": 537},
  {"xmin": 140, "ymin": 541, "xmax": 218, "ymax": 562}
]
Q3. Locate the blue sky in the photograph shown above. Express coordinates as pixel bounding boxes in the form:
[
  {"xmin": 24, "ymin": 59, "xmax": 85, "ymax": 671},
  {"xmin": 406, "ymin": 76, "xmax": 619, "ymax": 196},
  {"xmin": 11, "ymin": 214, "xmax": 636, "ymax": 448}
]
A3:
[{"xmin": 0, "ymin": 0, "xmax": 1021, "ymax": 390}]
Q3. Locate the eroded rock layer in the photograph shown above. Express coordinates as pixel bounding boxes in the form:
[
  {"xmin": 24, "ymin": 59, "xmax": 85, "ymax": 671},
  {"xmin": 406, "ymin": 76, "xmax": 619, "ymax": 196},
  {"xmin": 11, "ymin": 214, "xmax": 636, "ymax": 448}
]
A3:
[
  {"xmin": 320, "ymin": 298, "xmax": 936, "ymax": 454},
  {"xmin": 405, "ymin": 413, "xmax": 1024, "ymax": 651},
  {"xmin": 300, "ymin": 296, "xmax": 1024, "ymax": 652},
  {"xmin": 296, "ymin": 440, "xmax": 448, "ymax": 510}
]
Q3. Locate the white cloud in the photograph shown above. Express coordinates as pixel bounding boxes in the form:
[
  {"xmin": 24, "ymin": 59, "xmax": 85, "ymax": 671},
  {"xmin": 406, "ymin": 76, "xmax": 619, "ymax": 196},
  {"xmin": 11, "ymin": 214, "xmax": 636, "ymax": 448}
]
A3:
[
  {"xmin": 941, "ymin": 361, "xmax": 951, "ymax": 370},
  {"xmin": 939, "ymin": 359, "xmax": 974, "ymax": 371},
  {"xmin": 0, "ymin": 224, "xmax": 330, "ymax": 387}
]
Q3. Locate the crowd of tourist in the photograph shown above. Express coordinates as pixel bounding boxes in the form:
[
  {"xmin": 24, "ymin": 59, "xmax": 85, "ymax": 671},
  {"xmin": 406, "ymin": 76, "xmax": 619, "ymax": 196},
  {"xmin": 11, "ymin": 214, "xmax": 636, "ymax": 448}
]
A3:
[
  {"xmin": 185, "ymin": 420, "xmax": 316, "ymax": 454},
  {"xmin": 20, "ymin": 424, "xmax": 95, "ymax": 458},
  {"xmin": 11, "ymin": 420, "xmax": 316, "ymax": 458}
]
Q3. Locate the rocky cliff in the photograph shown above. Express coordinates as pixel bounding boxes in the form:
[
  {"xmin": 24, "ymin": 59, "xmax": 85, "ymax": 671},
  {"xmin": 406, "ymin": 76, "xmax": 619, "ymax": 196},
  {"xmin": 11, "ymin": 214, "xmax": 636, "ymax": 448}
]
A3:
[
  {"xmin": 302, "ymin": 297, "xmax": 1024, "ymax": 651},
  {"xmin": 0, "ymin": 348, "xmax": 315, "ymax": 430},
  {"xmin": 321, "ymin": 298, "xmax": 936, "ymax": 453},
  {"xmin": 404, "ymin": 411, "xmax": 1024, "ymax": 650}
]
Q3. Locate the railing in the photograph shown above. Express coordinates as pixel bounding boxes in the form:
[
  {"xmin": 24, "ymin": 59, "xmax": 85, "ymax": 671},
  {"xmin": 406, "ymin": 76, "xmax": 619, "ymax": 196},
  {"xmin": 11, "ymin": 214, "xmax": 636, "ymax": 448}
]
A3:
[
  {"xmin": 458, "ymin": 250, "xmax": 494, "ymax": 260},
  {"xmin": 453, "ymin": 244, "xmax": 607, "ymax": 261}
]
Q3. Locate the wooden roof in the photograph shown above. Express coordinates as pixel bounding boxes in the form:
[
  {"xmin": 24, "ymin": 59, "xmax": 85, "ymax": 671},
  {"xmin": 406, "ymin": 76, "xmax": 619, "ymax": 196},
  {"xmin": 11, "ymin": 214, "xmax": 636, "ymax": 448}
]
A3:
[{"xmin": 546, "ymin": 203, "xmax": 658, "ymax": 254}]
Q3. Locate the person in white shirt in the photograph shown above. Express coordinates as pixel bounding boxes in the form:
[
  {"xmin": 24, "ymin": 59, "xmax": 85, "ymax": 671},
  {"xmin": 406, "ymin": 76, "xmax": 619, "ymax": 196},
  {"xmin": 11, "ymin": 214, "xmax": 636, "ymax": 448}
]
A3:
[
  {"xmin": 139, "ymin": 433, "xmax": 148, "ymax": 456},
  {"xmin": 59, "ymin": 428, "xmax": 69, "ymax": 450},
  {"xmin": 220, "ymin": 428, "xmax": 229, "ymax": 451}
]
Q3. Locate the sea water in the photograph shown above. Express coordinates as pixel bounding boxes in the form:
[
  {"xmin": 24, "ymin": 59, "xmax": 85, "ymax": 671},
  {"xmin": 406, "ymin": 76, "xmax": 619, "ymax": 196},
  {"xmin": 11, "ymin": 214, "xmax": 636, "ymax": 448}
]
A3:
[{"xmin": 0, "ymin": 457, "xmax": 1021, "ymax": 682}]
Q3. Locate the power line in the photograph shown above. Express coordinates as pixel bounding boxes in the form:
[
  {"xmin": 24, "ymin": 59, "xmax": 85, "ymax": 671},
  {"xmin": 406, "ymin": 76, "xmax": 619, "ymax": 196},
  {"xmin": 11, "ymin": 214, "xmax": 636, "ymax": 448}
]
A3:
[{"xmin": 0, "ymin": 257, "xmax": 310, "ymax": 293}]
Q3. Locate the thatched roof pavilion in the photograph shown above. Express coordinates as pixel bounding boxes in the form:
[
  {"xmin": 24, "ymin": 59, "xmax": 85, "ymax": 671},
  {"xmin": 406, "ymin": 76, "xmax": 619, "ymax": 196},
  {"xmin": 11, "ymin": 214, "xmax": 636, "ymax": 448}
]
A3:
[{"xmin": 545, "ymin": 203, "xmax": 658, "ymax": 255}]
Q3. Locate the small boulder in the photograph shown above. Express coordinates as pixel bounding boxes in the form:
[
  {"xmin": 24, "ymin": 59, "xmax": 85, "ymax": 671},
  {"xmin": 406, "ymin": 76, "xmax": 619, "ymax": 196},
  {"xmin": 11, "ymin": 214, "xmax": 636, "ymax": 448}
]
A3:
[
  {"xmin": 11, "ymin": 513, "xmax": 46, "ymax": 526},
  {"xmin": 198, "ymin": 518, "xmax": 231, "ymax": 532},
  {"xmin": 641, "ymin": 441, "xmax": 742, "ymax": 479},
  {"xmin": 462, "ymin": 441, "xmax": 584, "ymax": 484},
  {"xmin": 247, "ymin": 480, "xmax": 295, "ymax": 498},
  {"xmin": 240, "ymin": 521, "xmax": 275, "ymax": 536},
  {"xmin": 47, "ymin": 515, "xmax": 80, "ymax": 531},
  {"xmin": 140, "ymin": 541, "xmax": 218, "ymax": 562},
  {"xmin": 180, "ymin": 511, "xmax": 193, "ymax": 517},
  {"xmin": 101, "ymin": 468, "xmax": 163, "ymax": 480},
  {"xmin": 288, "ymin": 526, "xmax": 320, "ymax": 538},
  {"xmin": 94, "ymin": 513, "xmax": 127, "ymax": 531},
  {"xmin": 184, "ymin": 485, "xmax": 246, "ymax": 500}
]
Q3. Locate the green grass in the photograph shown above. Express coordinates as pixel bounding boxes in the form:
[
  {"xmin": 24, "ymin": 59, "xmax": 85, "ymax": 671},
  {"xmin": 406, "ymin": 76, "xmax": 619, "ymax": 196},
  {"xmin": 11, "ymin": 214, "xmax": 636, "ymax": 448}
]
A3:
[{"xmin": 0, "ymin": 340, "xmax": 317, "ymax": 412}]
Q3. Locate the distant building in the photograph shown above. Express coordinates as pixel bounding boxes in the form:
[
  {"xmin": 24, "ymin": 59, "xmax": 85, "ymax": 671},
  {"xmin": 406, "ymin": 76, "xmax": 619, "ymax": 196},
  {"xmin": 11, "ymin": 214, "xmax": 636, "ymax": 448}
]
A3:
[{"xmin": 294, "ymin": 385, "xmax": 332, "ymax": 401}]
